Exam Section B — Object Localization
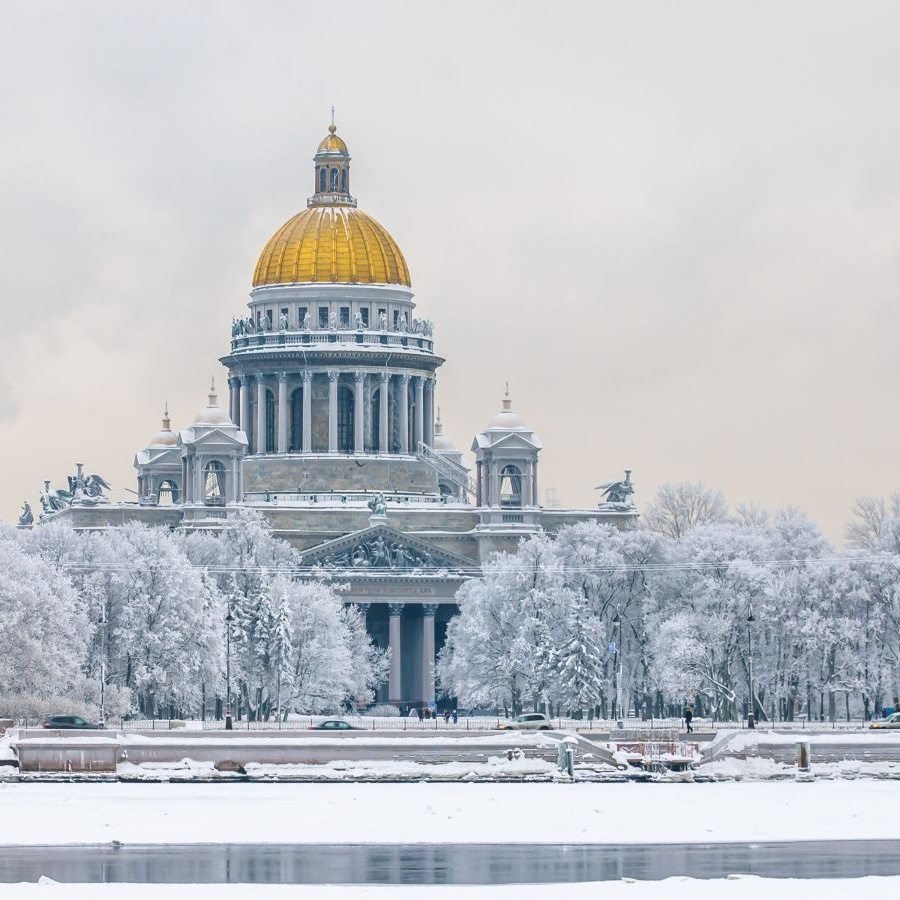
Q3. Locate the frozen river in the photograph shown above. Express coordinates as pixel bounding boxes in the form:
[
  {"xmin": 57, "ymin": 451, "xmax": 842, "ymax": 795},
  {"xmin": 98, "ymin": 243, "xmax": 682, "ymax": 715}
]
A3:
[{"xmin": 2, "ymin": 840, "xmax": 900, "ymax": 884}]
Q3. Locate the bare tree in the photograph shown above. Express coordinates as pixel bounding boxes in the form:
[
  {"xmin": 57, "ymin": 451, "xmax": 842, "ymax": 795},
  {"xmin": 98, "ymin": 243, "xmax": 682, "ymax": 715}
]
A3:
[
  {"xmin": 845, "ymin": 494, "xmax": 900, "ymax": 550},
  {"xmin": 642, "ymin": 481, "xmax": 729, "ymax": 540}
]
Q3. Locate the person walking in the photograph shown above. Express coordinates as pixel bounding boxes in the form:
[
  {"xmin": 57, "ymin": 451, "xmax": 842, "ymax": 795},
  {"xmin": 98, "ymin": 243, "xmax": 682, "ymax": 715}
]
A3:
[{"xmin": 683, "ymin": 705, "xmax": 694, "ymax": 734}]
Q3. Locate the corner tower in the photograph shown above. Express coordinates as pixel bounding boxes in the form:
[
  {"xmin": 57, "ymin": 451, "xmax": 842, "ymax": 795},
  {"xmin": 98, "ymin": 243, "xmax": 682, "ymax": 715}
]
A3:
[{"xmin": 220, "ymin": 122, "xmax": 444, "ymax": 499}]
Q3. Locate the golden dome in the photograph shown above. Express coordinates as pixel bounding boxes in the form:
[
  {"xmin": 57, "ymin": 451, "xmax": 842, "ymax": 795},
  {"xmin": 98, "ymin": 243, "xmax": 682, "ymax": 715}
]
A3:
[
  {"xmin": 317, "ymin": 124, "xmax": 348, "ymax": 154},
  {"xmin": 253, "ymin": 205, "xmax": 411, "ymax": 288}
]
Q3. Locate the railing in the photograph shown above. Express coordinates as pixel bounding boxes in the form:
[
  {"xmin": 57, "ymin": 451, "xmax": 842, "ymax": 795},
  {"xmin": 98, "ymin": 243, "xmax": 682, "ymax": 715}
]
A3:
[
  {"xmin": 106, "ymin": 715, "xmax": 881, "ymax": 733},
  {"xmin": 417, "ymin": 442, "xmax": 476, "ymax": 499},
  {"xmin": 229, "ymin": 329, "xmax": 434, "ymax": 355},
  {"xmin": 242, "ymin": 490, "xmax": 471, "ymax": 507}
]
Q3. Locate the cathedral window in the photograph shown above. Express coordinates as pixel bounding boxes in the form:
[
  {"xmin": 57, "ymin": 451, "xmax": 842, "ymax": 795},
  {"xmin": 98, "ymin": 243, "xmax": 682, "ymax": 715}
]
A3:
[
  {"xmin": 499, "ymin": 465, "xmax": 523, "ymax": 508},
  {"xmin": 339, "ymin": 306, "xmax": 350, "ymax": 328},
  {"xmin": 319, "ymin": 168, "xmax": 326, "ymax": 192},
  {"xmin": 158, "ymin": 480, "xmax": 179, "ymax": 505},
  {"xmin": 203, "ymin": 461, "xmax": 226, "ymax": 506},
  {"xmin": 341, "ymin": 168, "xmax": 347, "ymax": 192},
  {"xmin": 318, "ymin": 306, "xmax": 329, "ymax": 328},
  {"xmin": 330, "ymin": 168, "xmax": 338, "ymax": 190},
  {"xmin": 290, "ymin": 388, "xmax": 303, "ymax": 452},
  {"xmin": 337, "ymin": 384, "xmax": 354, "ymax": 454},
  {"xmin": 265, "ymin": 389, "xmax": 276, "ymax": 453},
  {"xmin": 360, "ymin": 308, "xmax": 369, "ymax": 327}
]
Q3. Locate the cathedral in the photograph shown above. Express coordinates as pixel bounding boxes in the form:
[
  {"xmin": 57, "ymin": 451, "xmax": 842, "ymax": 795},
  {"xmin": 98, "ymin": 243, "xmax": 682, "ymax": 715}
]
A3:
[{"xmin": 40, "ymin": 122, "xmax": 638, "ymax": 707}]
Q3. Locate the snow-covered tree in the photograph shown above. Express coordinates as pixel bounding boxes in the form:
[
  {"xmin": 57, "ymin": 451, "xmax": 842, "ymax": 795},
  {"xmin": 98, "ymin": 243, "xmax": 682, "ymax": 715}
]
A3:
[{"xmin": 642, "ymin": 481, "xmax": 729, "ymax": 540}]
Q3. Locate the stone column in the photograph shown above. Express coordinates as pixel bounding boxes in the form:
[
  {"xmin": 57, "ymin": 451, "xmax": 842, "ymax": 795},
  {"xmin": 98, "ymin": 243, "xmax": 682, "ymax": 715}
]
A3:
[
  {"xmin": 354, "ymin": 371, "xmax": 365, "ymax": 454},
  {"xmin": 398, "ymin": 374, "xmax": 410, "ymax": 454},
  {"xmin": 379, "ymin": 372, "xmax": 389, "ymax": 454},
  {"xmin": 414, "ymin": 376, "xmax": 425, "ymax": 448},
  {"xmin": 228, "ymin": 378, "xmax": 239, "ymax": 425},
  {"xmin": 424, "ymin": 379, "xmax": 434, "ymax": 448},
  {"xmin": 277, "ymin": 373, "xmax": 288, "ymax": 453},
  {"xmin": 422, "ymin": 604, "xmax": 438, "ymax": 708},
  {"xmin": 476, "ymin": 461, "xmax": 483, "ymax": 507},
  {"xmin": 491, "ymin": 461, "xmax": 500, "ymax": 508},
  {"xmin": 240, "ymin": 376, "xmax": 251, "ymax": 435},
  {"xmin": 532, "ymin": 461, "xmax": 539, "ymax": 506},
  {"xmin": 302, "ymin": 371, "xmax": 312, "ymax": 452},
  {"xmin": 255, "ymin": 373, "xmax": 266, "ymax": 455},
  {"xmin": 388, "ymin": 603, "xmax": 403, "ymax": 703},
  {"xmin": 328, "ymin": 370, "xmax": 339, "ymax": 453}
]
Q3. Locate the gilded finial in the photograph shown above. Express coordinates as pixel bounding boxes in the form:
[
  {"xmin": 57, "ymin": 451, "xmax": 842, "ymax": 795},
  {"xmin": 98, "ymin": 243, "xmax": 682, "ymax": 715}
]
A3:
[
  {"xmin": 208, "ymin": 378, "xmax": 217, "ymax": 406},
  {"xmin": 329, "ymin": 105, "xmax": 336, "ymax": 133},
  {"xmin": 162, "ymin": 401, "xmax": 170, "ymax": 430},
  {"xmin": 502, "ymin": 383, "xmax": 512, "ymax": 412}
]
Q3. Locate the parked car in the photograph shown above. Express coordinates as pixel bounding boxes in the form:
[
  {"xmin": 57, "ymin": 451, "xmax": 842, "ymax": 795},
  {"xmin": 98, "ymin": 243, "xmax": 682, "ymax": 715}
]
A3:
[
  {"xmin": 869, "ymin": 711, "xmax": 900, "ymax": 729},
  {"xmin": 497, "ymin": 712, "xmax": 553, "ymax": 731},
  {"xmin": 40, "ymin": 715, "xmax": 103, "ymax": 730},
  {"xmin": 308, "ymin": 719, "xmax": 363, "ymax": 731}
]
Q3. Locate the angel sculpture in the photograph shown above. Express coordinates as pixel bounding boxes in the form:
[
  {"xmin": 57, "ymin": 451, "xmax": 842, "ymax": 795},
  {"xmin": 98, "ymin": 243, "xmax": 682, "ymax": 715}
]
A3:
[
  {"xmin": 39, "ymin": 481, "xmax": 72, "ymax": 517},
  {"xmin": 595, "ymin": 470, "xmax": 635, "ymax": 507},
  {"xmin": 367, "ymin": 492, "xmax": 387, "ymax": 517}
]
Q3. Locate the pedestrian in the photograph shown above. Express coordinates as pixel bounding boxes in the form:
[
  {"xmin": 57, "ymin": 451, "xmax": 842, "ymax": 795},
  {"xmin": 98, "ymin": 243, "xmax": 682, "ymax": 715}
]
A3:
[
  {"xmin": 451, "ymin": 709, "xmax": 458, "ymax": 724},
  {"xmin": 443, "ymin": 709, "xmax": 451, "ymax": 723},
  {"xmin": 416, "ymin": 706, "xmax": 424, "ymax": 721},
  {"xmin": 683, "ymin": 705, "xmax": 693, "ymax": 734}
]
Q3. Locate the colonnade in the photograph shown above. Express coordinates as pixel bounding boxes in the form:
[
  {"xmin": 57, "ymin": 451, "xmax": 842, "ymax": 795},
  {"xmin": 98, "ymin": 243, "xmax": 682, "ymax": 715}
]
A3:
[
  {"xmin": 228, "ymin": 369, "xmax": 435, "ymax": 455},
  {"xmin": 381, "ymin": 602, "xmax": 439, "ymax": 706}
]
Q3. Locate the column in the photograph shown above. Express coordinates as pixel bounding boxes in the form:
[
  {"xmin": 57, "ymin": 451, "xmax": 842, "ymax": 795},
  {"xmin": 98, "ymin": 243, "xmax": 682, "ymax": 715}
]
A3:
[
  {"xmin": 239, "ymin": 376, "xmax": 251, "ymax": 434},
  {"xmin": 398, "ymin": 374, "xmax": 410, "ymax": 454},
  {"xmin": 491, "ymin": 461, "xmax": 500, "ymax": 508},
  {"xmin": 379, "ymin": 372, "xmax": 389, "ymax": 454},
  {"xmin": 277, "ymin": 373, "xmax": 288, "ymax": 453},
  {"xmin": 414, "ymin": 376, "xmax": 425, "ymax": 448},
  {"xmin": 388, "ymin": 603, "xmax": 403, "ymax": 703},
  {"xmin": 255, "ymin": 373, "xmax": 266, "ymax": 455},
  {"xmin": 354, "ymin": 371, "xmax": 365, "ymax": 454},
  {"xmin": 302, "ymin": 371, "xmax": 312, "ymax": 452},
  {"xmin": 228, "ymin": 378, "xmax": 239, "ymax": 425},
  {"xmin": 476, "ymin": 460, "xmax": 483, "ymax": 507},
  {"xmin": 532, "ymin": 460, "xmax": 539, "ymax": 506},
  {"xmin": 424, "ymin": 379, "xmax": 434, "ymax": 448},
  {"xmin": 328, "ymin": 370, "xmax": 339, "ymax": 453},
  {"xmin": 422, "ymin": 604, "xmax": 438, "ymax": 708}
]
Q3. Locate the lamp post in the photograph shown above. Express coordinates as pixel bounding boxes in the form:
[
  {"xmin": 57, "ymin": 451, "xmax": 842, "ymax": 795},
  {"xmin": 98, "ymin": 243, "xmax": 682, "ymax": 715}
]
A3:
[
  {"xmin": 225, "ymin": 604, "xmax": 234, "ymax": 731},
  {"xmin": 747, "ymin": 602, "xmax": 756, "ymax": 730},
  {"xmin": 612, "ymin": 609, "xmax": 623, "ymax": 727},
  {"xmin": 98, "ymin": 603, "xmax": 106, "ymax": 729}
]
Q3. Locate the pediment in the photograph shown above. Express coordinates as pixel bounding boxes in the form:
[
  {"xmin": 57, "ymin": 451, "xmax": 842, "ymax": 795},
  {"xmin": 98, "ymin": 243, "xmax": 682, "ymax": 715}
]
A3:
[
  {"xmin": 179, "ymin": 426, "xmax": 248, "ymax": 448},
  {"xmin": 484, "ymin": 432, "xmax": 541, "ymax": 452},
  {"xmin": 301, "ymin": 523, "xmax": 476, "ymax": 573}
]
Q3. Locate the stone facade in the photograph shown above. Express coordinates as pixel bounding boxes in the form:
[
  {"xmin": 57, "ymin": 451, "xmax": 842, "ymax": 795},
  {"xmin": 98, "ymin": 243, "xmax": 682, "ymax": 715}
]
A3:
[{"xmin": 38, "ymin": 122, "xmax": 639, "ymax": 708}]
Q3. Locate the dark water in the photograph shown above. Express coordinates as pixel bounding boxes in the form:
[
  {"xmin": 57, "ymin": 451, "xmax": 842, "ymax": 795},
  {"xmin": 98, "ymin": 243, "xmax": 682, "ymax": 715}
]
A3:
[{"xmin": 1, "ymin": 841, "xmax": 899, "ymax": 884}]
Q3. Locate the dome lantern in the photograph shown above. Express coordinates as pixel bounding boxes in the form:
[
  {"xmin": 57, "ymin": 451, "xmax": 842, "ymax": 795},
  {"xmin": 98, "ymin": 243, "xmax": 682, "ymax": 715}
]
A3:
[{"xmin": 309, "ymin": 113, "xmax": 356, "ymax": 209}]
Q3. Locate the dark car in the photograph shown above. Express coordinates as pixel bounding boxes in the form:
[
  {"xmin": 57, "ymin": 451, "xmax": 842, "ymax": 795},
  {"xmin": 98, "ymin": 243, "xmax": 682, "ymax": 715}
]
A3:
[
  {"xmin": 40, "ymin": 715, "xmax": 103, "ymax": 730},
  {"xmin": 307, "ymin": 719, "xmax": 362, "ymax": 731}
]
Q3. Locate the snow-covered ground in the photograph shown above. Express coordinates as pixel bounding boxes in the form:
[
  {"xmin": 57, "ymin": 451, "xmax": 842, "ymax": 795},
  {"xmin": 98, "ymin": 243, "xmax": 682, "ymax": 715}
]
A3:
[
  {"xmin": 0, "ymin": 780, "xmax": 896, "ymax": 845},
  {"xmin": 6, "ymin": 878, "xmax": 900, "ymax": 899}
]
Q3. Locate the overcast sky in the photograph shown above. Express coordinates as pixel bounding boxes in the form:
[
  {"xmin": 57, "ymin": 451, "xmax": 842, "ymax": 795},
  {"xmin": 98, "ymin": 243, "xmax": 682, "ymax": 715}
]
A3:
[{"xmin": 1, "ymin": 1, "xmax": 898, "ymax": 542}]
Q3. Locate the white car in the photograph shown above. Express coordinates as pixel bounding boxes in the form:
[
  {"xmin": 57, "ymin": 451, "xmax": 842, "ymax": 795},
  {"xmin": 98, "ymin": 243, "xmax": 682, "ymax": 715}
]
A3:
[{"xmin": 497, "ymin": 713, "xmax": 553, "ymax": 731}]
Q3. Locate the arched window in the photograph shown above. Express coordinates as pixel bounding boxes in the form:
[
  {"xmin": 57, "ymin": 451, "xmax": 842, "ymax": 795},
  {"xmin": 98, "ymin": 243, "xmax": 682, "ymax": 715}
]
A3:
[
  {"xmin": 499, "ymin": 464, "xmax": 522, "ymax": 508},
  {"xmin": 290, "ymin": 387, "xmax": 303, "ymax": 452},
  {"xmin": 265, "ymin": 389, "xmax": 276, "ymax": 453},
  {"xmin": 158, "ymin": 479, "xmax": 180, "ymax": 506},
  {"xmin": 337, "ymin": 384, "xmax": 354, "ymax": 454},
  {"xmin": 438, "ymin": 482, "xmax": 453, "ymax": 498},
  {"xmin": 319, "ymin": 168, "xmax": 326, "ymax": 192},
  {"xmin": 204, "ymin": 461, "xmax": 226, "ymax": 506},
  {"xmin": 371, "ymin": 388, "xmax": 381, "ymax": 451},
  {"xmin": 330, "ymin": 168, "xmax": 338, "ymax": 191},
  {"xmin": 340, "ymin": 168, "xmax": 347, "ymax": 192}
]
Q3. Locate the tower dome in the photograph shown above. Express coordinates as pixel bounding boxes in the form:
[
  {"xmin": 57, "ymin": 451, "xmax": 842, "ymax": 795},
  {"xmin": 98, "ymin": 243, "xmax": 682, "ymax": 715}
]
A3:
[
  {"xmin": 146, "ymin": 404, "xmax": 177, "ymax": 448},
  {"xmin": 487, "ymin": 385, "xmax": 527, "ymax": 430},
  {"xmin": 193, "ymin": 380, "xmax": 232, "ymax": 426},
  {"xmin": 252, "ymin": 122, "xmax": 410, "ymax": 288}
]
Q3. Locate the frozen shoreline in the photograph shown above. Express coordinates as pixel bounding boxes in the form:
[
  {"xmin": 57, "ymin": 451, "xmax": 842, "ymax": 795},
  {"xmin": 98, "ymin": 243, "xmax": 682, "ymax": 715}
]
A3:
[{"xmin": 0, "ymin": 780, "xmax": 896, "ymax": 846}]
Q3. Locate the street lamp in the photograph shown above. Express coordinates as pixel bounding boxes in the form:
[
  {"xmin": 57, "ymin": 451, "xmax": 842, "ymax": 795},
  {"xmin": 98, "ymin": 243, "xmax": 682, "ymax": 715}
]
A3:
[
  {"xmin": 747, "ymin": 602, "xmax": 756, "ymax": 730},
  {"xmin": 612, "ymin": 609, "xmax": 623, "ymax": 727},
  {"xmin": 225, "ymin": 604, "xmax": 234, "ymax": 731}
]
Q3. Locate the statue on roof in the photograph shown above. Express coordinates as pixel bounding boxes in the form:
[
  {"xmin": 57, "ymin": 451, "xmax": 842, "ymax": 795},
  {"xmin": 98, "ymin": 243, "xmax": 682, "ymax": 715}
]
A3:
[
  {"xmin": 367, "ymin": 491, "xmax": 387, "ymax": 518},
  {"xmin": 18, "ymin": 501, "xmax": 33, "ymax": 526},
  {"xmin": 596, "ymin": 469, "xmax": 635, "ymax": 508}
]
